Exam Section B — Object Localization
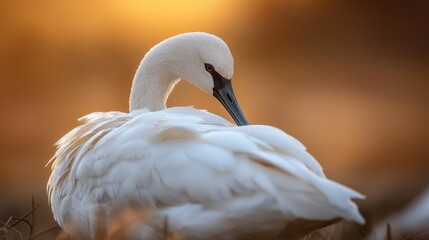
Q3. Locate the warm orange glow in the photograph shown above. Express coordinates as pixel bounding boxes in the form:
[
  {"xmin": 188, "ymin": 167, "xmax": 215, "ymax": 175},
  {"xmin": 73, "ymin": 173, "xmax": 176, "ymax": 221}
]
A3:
[
  {"xmin": 1, "ymin": 1, "xmax": 428, "ymax": 238},
  {"xmin": 108, "ymin": 0, "xmax": 235, "ymax": 33}
]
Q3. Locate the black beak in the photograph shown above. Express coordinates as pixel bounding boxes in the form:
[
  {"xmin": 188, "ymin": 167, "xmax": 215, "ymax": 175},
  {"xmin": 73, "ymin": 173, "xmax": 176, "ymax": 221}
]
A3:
[{"xmin": 211, "ymin": 71, "xmax": 249, "ymax": 126}]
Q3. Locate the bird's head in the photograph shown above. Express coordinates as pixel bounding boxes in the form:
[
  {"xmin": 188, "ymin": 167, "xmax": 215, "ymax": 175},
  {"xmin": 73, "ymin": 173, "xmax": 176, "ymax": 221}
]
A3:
[
  {"xmin": 136, "ymin": 32, "xmax": 248, "ymax": 126},
  {"xmin": 145, "ymin": 32, "xmax": 248, "ymax": 125}
]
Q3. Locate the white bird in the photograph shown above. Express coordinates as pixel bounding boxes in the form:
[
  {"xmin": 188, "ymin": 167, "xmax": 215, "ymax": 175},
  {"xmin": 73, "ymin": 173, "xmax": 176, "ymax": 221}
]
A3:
[{"xmin": 47, "ymin": 32, "xmax": 365, "ymax": 240}]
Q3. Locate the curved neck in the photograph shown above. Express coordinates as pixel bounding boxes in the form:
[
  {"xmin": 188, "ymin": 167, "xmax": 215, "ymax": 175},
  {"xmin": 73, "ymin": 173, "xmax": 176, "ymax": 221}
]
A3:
[{"xmin": 129, "ymin": 57, "xmax": 180, "ymax": 112}]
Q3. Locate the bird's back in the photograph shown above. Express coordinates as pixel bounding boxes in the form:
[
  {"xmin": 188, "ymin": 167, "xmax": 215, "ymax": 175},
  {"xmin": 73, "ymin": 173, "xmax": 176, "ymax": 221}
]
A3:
[{"xmin": 48, "ymin": 107, "xmax": 364, "ymax": 239}]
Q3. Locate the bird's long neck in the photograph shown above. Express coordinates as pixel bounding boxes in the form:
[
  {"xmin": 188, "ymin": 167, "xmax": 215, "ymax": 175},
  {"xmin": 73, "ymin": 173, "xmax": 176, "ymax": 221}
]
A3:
[{"xmin": 129, "ymin": 54, "xmax": 180, "ymax": 112}]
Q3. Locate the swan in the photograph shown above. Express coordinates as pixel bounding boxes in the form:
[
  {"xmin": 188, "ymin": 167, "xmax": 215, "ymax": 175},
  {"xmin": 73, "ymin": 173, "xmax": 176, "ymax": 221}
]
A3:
[{"xmin": 47, "ymin": 32, "xmax": 365, "ymax": 239}]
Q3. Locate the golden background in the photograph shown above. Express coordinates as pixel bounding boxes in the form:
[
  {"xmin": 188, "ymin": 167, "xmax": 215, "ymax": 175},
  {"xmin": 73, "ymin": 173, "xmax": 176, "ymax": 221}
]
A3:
[{"xmin": 0, "ymin": 0, "xmax": 428, "ymax": 237}]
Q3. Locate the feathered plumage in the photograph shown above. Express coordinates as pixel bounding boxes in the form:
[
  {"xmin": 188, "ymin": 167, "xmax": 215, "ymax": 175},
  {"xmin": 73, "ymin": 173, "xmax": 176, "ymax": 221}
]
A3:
[{"xmin": 47, "ymin": 32, "xmax": 364, "ymax": 239}]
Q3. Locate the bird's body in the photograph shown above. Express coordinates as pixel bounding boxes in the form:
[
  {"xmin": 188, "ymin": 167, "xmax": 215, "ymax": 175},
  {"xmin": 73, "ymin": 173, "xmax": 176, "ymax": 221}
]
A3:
[{"xmin": 48, "ymin": 32, "xmax": 364, "ymax": 239}]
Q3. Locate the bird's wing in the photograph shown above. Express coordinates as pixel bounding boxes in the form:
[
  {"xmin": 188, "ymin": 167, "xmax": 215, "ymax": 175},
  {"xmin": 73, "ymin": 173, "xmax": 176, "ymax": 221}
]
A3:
[{"xmin": 48, "ymin": 107, "xmax": 364, "ymax": 231}]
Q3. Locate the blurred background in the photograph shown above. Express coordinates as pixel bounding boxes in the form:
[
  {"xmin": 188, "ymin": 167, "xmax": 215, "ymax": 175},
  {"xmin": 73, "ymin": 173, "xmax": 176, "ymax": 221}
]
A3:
[{"xmin": 0, "ymin": 0, "xmax": 428, "ymax": 238}]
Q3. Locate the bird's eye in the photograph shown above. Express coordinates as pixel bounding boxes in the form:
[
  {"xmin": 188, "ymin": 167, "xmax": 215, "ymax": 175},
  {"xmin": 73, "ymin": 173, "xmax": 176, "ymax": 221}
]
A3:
[{"xmin": 205, "ymin": 63, "xmax": 215, "ymax": 73}]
